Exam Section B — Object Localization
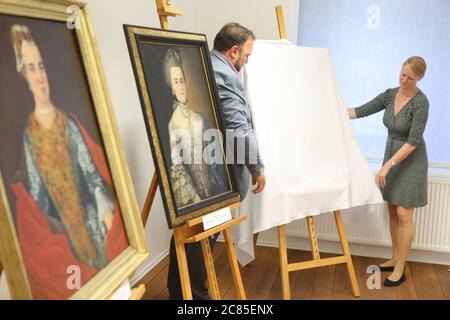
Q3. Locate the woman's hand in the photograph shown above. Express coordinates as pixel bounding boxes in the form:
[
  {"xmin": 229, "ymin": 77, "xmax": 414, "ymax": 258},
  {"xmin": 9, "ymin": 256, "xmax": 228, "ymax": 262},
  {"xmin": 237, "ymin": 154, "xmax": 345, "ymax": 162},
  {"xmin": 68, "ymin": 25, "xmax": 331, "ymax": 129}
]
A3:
[
  {"xmin": 347, "ymin": 108, "xmax": 357, "ymax": 119},
  {"xmin": 375, "ymin": 164, "xmax": 391, "ymax": 189}
]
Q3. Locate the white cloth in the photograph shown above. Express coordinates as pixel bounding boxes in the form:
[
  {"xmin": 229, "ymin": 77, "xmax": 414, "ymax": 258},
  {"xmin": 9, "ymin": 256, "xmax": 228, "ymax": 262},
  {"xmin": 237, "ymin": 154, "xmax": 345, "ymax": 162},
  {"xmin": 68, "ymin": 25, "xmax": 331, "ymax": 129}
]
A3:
[{"xmin": 234, "ymin": 40, "xmax": 384, "ymax": 266}]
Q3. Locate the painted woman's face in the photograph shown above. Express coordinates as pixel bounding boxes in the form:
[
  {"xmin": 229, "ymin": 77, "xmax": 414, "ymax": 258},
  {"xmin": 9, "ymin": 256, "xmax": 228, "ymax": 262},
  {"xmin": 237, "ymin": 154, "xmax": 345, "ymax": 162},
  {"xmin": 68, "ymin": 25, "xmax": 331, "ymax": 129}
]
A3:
[
  {"xmin": 21, "ymin": 41, "xmax": 50, "ymax": 105},
  {"xmin": 170, "ymin": 66, "xmax": 187, "ymax": 104}
]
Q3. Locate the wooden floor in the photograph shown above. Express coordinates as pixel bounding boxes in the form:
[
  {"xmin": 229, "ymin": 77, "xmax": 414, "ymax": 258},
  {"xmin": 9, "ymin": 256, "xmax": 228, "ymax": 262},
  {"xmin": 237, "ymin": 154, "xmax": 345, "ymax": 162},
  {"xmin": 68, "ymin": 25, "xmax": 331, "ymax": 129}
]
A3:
[{"xmin": 138, "ymin": 243, "xmax": 449, "ymax": 300}]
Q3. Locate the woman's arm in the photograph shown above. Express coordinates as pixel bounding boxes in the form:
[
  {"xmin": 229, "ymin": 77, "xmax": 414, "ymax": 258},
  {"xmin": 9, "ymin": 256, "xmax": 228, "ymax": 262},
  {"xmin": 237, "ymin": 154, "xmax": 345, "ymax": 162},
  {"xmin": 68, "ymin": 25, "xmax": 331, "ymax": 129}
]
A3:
[
  {"xmin": 351, "ymin": 89, "xmax": 390, "ymax": 119},
  {"xmin": 375, "ymin": 143, "xmax": 416, "ymax": 188},
  {"xmin": 69, "ymin": 119, "xmax": 114, "ymax": 231}
]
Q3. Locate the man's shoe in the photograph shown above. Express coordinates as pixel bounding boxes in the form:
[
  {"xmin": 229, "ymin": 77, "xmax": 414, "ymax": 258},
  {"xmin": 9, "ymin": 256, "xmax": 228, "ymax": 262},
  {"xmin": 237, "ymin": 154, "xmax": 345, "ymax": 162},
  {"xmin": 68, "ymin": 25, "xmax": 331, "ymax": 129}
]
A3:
[{"xmin": 383, "ymin": 274, "xmax": 406, "ymax": 287}]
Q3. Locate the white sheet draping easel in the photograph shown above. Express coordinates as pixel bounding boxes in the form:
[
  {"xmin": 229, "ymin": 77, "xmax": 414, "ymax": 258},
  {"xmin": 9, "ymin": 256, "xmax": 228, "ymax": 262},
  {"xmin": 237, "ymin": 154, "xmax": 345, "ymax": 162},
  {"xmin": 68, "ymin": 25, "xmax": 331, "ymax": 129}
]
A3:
[{"xmin": 232, "ymin": 6, "xmax": 384, "ymax": 299}]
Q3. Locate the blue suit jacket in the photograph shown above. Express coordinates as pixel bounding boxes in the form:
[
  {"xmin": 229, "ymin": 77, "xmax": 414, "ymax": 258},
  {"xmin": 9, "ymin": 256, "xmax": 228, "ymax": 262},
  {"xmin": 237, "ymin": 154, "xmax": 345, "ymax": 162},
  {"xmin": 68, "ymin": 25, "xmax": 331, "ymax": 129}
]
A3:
[{"xmin": 210, "ymin": 49, "xmax": 264, "ymax": 200}]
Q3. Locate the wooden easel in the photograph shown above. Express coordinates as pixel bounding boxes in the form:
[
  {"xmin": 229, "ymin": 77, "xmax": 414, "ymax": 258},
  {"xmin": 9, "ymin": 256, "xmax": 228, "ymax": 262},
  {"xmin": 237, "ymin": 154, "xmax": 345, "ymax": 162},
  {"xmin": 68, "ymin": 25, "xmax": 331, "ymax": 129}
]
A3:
[
  {"xmin": 274, "ymin": 5, "xmax": 360, "ymax": 300},
  {"xmin": 170, "ymin": 204, "xmax": 246, "ymax": 300},
  {"xmin": 141, "ymin": 0, "xmax": 182, "ymax": 227},
  {"xmin": 129, "ymin": 284, "xmax": 146, "ymax": 300},
  {"xmin": 140, "ymin": 0, "xmax": 247, "ymax": 300}
]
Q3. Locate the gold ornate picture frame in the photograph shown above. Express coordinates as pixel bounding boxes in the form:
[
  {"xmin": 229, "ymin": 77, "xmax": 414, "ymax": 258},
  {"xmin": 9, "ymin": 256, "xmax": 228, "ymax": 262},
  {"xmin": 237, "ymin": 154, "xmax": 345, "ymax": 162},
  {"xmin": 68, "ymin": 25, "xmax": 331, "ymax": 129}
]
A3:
[
  {"xmin": 0, "ymin": 0, "xmax": 148, "ymax": 299},
  {"xmin": 124, "ymin": 25, "xmax": 240, "ymax": 228}
]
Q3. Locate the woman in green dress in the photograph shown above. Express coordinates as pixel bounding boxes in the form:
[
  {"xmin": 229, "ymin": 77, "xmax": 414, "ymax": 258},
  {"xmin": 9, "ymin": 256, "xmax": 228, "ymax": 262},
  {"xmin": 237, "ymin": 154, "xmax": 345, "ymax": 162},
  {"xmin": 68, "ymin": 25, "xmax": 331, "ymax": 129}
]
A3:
[{"xmin": 347, "ymin": 56, "xmax": 429, "ymax": 287}]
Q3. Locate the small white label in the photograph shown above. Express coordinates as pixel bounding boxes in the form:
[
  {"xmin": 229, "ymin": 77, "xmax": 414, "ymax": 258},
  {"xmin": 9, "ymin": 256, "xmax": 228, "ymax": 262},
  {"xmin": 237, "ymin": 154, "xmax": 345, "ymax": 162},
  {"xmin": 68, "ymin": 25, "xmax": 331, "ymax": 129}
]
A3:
[
  {"xmin": 202, "ymin": 207, "xmax": 232, "ymax": 230},
  {"xmin": 110, "ymin": 279, "xmax": 132, "ymax": 300}
]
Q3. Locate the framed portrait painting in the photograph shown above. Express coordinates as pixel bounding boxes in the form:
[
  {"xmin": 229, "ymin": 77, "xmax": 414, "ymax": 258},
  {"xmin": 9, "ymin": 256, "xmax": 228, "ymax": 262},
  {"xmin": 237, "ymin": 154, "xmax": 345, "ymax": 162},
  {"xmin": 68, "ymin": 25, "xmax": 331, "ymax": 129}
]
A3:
[
  {"xmin": 124, "ymin": 26, "xmax": 240, "ymax": 228},
  {"xmin": 0, "ymin": 0, "xmax": 148, "ymax": 299}
]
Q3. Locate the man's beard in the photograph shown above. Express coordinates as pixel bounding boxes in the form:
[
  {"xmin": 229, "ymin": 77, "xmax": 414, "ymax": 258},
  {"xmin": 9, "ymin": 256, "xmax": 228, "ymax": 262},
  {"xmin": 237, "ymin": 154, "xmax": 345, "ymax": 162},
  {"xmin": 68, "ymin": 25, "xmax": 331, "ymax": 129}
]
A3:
[
  {"xmin": 234, "ymin": 52, "xmax": 243, "ymax": 71},
  {"xmin": 234, "ymin": 58, "xmax": 243, "ymax": 72}
]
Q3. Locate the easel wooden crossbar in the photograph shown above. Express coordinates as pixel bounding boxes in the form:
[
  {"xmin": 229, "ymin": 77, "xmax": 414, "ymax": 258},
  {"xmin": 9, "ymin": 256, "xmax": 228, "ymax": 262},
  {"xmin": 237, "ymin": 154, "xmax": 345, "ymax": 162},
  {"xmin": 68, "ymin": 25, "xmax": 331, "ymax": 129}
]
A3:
[
  {"xmin": 139, "ymin": 0, "xmax": 247, "ymax": 300},
  {"xmin": 274, "ymin": 5, "xmax": 360, "ymax": 300},
  {"xmin": 171, "ymin": 202, "xmax": 246, "ymax": 300}
]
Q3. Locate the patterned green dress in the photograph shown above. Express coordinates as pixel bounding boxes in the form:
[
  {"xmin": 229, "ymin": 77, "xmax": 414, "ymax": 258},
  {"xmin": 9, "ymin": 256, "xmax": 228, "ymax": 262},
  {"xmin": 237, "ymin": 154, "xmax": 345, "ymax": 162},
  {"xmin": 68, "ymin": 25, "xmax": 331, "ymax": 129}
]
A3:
[{"xmin": 355, "ymin": 87, "xmax": 429, "ymax": 208}]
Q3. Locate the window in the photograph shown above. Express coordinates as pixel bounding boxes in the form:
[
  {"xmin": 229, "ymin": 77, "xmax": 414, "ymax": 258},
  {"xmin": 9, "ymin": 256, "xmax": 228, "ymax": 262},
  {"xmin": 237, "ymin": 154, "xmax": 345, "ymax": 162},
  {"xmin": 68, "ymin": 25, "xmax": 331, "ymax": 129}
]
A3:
[{"xmin": 298, "ymin": 0, "xmax": 450, "ymax": 173}]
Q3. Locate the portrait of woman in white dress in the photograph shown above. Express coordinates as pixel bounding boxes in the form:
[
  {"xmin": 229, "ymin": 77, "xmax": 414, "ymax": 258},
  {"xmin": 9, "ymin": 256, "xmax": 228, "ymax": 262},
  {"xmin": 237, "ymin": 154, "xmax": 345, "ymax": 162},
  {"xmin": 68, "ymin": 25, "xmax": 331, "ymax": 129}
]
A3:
[
  {"xmin": 162, "ymin": 48, "xmax": 229, "ymax": 208},
  {"xmin": 125, "ymin": 29, "xmax": 241, "ymax": 228}
]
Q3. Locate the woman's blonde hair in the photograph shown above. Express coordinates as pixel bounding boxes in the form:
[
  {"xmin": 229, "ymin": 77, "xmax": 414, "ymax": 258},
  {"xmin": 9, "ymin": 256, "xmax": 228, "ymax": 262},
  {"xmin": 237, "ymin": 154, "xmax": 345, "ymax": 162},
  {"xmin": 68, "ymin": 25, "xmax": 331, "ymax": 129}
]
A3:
[
  {"xmin": 10, "ymin": 24, "xmax": 35, "ymax": 74},
  {"xmin": 403, "ymin": 56, "xmax": 427, "ymax": 79}
]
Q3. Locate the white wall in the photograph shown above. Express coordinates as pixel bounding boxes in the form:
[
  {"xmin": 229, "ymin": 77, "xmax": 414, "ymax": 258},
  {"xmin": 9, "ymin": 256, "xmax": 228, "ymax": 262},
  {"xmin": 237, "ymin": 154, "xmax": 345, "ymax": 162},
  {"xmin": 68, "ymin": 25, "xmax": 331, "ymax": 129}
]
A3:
[
  {"xmin": 84, "ymin": 0, "xmax": 171, "ymax": 282},
  {"xmin": 85, "ymin": 0, "xmax": 300, "ymax": 283},
  {"xmin": 86, "ymin": 0, "xmax": 300, "ymax": 283},
  {"xmin": 170, "ymin": 0, "xmax": 299, "ymax": 47}
]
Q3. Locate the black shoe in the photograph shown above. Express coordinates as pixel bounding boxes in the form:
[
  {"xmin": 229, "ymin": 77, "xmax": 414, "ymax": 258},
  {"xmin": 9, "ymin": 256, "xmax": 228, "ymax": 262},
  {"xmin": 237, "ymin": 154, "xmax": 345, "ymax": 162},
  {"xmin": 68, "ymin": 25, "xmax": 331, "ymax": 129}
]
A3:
[
  {"xmin": 377, "ymin": 265, "xmax": 395, "ymax": 272},
  {"xmin": 384, "ymin": 274, "xmax": 406, "ymax": 287}
]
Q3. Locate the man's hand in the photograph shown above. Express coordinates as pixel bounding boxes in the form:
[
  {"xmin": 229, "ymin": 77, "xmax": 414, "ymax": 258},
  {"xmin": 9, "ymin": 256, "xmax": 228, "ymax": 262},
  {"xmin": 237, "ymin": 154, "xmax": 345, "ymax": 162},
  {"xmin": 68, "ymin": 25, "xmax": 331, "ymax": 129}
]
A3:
[{"xmin": 251, "ymin": 174, "xmax": 266, "ymax": 194}]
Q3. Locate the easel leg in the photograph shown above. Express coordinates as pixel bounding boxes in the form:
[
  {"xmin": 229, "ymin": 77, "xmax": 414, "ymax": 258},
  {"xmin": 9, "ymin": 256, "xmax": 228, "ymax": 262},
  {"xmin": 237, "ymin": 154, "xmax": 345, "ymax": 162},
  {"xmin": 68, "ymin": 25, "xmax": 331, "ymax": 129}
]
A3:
[
  {"xmin": 307, "ymin": 216, "xmax": 321, "ymax": 260},
  {"xmin": 158, "ymin": 15, "xmax": 169, "ymax": 29},
  {"xmin": 223, "ymin": 229, "xmax": 246, "ymax": 300},
  {"xmin": 173, "ymin": 229, "xmax": 193, "ymax": 300},
  {"xmin": 200, "ymin": 238, "xmax": 221, "ymax": 300},
  {"xmin": 141, "ymin": 173, "xmax": 158, "ymax": 225},
  {"xmin": 334, "ymin": 211, "xmax": 360, "ymax": 297},
  {"xmin": 129, "ymin": 284, "xmax": 146, "ymax": 300},
  {"xmin": 277, "ymin": 225, "xmax": 290, "ymax": 300}
]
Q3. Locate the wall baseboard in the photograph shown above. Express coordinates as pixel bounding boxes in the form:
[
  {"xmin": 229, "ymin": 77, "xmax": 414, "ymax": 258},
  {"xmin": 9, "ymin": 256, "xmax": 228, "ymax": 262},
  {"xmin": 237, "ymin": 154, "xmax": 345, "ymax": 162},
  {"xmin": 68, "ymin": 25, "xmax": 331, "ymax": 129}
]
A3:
[
  {"xmin": 130, "ymin": 248, "xmax": 170, "ymax": 286},
  {"xmin": 218, "ymin": 230, "xmax": 449, "ymax": 266},
  {"xmin": 251, "ymin": 236, "xmax": 450, "ymax": 266}
]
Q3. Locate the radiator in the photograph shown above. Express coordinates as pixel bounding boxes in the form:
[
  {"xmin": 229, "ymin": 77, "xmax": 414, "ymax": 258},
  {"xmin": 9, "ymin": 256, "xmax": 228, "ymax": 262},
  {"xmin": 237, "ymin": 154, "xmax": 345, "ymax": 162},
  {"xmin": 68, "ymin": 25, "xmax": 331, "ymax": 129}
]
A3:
[{"xmin": 285, "ymin": 178, "xmax": 450, "ymax": 253}]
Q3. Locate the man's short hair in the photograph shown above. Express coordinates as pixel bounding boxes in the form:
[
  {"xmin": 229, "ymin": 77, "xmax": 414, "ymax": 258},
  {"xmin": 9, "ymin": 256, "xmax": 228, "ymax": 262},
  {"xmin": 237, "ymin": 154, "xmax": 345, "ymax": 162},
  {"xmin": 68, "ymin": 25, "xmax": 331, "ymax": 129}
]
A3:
[{"xmin": 213, "ymin": 22, "xmax": 255, "ymax": 52}]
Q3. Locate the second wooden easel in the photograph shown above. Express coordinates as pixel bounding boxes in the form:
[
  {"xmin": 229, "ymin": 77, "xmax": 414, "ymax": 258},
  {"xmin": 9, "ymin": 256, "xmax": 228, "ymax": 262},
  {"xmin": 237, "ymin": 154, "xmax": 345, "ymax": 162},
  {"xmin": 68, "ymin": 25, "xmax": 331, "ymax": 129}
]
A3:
[
  {"xmin": 141, "ymin": 0, "xmax": 247, "ymax": 300},
  {"xmin": 274, "ymin": 5, "xmax": 360, "ymax": 300}
]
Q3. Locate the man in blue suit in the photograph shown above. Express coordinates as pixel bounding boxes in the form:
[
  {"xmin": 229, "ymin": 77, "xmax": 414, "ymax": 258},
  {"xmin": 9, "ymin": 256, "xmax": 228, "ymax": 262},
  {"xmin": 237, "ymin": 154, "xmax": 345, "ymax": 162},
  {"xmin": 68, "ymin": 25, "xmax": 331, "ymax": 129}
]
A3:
[{"xmin": 167, "ymin": 23, "xmax": 265, "ymax": 300}]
